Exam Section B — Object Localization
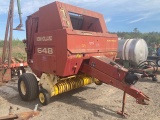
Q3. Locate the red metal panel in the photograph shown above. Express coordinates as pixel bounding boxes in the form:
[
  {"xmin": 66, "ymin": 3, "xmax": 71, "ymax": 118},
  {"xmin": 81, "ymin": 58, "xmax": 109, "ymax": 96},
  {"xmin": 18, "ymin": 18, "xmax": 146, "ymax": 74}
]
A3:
[
  {"xmin": 80, "ymin": 57, "xmax": 149, "ymax": 104},
  {"xmin": 55, "ymin": 29, "xmax": 68, "ymax": 76},
  {"xmin": 33, "ymin": 55, "xmax": 56, "ymax": 74},
  {"xmin": 57, "ymin": 1, "xmax": 108, "ymax": 32},
  {"xmin": 88, "ymin": 56, "xmax": 127, "ymax": 80},
  {"xmin": 63, "ymin": 58, "xmax": 83, "ymax": 76},
  {"xmin": 67, "ymin": 30, "xmax": 118, "ymax": 54},
  {"xmin": 26, "ymin": 1, "xmax": 118, "ymax": 77},
  {"xmin": 34, "ymin": 31, "xmax": 56, "ymax": 46},
  {"xmin": 38, "ymin": 2, "xmax": 63, "ymax": 32}
]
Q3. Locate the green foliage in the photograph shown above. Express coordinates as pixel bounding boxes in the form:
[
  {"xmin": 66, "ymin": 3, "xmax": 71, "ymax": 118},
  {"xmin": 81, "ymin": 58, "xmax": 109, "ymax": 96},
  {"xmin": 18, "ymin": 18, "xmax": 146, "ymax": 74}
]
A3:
[
  {"xmin": 115, "ymin": 31, "xmax": 160, "ymax": 45},
  {"xmin": 0, "ymin": 39, "xmax": 24, "ymax": 47},
  {"xmin": 12, "ymin": 52, "xmax": 27, "ymax": 60},
  {"xmin": 0, "ymin": 39, "xmax": 26, "ymax": 60}
]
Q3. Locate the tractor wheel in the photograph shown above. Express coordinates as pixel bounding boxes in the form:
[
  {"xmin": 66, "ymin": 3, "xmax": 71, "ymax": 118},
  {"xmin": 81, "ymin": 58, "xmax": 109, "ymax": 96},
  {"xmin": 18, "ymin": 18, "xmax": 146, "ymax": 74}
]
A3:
[
  {"xmin": 39, "ymin": 89, "xmax": 50, "ymax": 106},
  {"xmin": 156, "ymin": 59, "xmax": 160, "ymax": 67},
  {"xmin": 18, "ymin": 73, "xmax": 39, "ymax": 101}
]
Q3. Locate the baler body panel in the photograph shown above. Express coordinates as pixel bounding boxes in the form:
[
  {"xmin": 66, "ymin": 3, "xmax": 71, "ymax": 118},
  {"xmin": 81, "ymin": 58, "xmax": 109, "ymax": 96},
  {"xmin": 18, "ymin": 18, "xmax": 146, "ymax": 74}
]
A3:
[
  {"xmin": 26, "ymin": 1, "xmax": 118, "ymax": 77},
  {"xmin": 67, "ymin": 29, "xmax": 118, "ymax": 53}
]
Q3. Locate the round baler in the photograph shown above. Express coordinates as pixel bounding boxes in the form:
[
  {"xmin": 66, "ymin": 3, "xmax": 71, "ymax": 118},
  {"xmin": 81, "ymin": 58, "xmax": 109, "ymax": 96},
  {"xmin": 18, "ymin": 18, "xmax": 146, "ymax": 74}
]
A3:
[{"xmin": 18, "ymin": 1, "xmax": 151, "ymax": 116}]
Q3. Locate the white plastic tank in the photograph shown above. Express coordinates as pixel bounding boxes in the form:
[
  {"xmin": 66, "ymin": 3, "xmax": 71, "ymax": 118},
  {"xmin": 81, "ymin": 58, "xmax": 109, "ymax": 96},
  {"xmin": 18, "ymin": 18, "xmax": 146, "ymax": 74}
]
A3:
[{"xmin": 118, "ymin": 39, "xmax": 148, "ymax": 65}]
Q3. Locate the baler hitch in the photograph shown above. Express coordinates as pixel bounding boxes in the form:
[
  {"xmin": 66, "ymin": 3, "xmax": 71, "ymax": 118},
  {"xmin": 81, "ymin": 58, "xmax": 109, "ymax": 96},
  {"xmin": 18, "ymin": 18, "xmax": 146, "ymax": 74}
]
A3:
[
  {"xmin": 81, "ymin": 56, "xmax": 150, "ymax": 117},
  {"xmin": 128, "ymin": 60, "xmax": 158, "ymax": 81}
]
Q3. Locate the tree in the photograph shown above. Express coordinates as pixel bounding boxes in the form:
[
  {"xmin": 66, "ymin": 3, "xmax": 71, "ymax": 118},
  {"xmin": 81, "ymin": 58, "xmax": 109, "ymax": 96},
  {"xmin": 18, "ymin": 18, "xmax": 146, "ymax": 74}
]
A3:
[{"xmin": 133, "ymin": 28, "xmax": 139, "ymax": 33}]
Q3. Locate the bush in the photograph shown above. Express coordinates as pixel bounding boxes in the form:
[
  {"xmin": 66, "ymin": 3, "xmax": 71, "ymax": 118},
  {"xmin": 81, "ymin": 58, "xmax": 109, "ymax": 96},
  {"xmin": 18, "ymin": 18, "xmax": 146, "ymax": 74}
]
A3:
[{"xmin": 0, "ymin": 39, "xmax": 26, "ymax": 60}]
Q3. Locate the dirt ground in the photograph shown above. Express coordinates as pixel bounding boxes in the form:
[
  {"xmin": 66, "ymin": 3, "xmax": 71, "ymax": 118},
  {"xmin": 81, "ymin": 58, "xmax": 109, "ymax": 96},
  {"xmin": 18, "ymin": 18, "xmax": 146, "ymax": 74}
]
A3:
[{"xmin": 0, "ymin": 75, "xmax": 160, "ymax": 120}]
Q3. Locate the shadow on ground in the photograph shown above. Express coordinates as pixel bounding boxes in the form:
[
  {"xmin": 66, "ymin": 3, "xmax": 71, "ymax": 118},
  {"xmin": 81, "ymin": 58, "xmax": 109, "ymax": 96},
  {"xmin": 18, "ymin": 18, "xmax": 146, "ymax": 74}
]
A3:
[
  {"xmin": 1, "ymin": 81, "xmax": 123, "ymax": 119},
  {"xmin": 138, "ymin": 78, "xmax": 160, "ymax": 83},
  {"xmin": 49, "ymin": 87, "xmax": 123, "ymax": 119}
]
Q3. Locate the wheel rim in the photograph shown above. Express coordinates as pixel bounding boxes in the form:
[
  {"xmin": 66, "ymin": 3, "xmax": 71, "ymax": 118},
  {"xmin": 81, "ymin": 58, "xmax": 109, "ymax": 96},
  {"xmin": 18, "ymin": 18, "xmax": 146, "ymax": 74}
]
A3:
[
  {"xmin": 39, "ymin": 93, "xmax": 45, "ymax": 103},
  {"xmin": 94, "ymin": 78, "xmax": 102, "ymax": 85},
  {"xmin": 20, "ymin": 81, "xmax": 26, "ymax": 95},
  {"xmin": 158, "ymin": 60, "xmax": 160, "ymax": 66},
  {"xmin": 95, "ymin": 80, "xmax": 101, "ymax": 84},
  {"xmin": 19, "ymin": 70, "xmax": 22, "ymax": 75}
]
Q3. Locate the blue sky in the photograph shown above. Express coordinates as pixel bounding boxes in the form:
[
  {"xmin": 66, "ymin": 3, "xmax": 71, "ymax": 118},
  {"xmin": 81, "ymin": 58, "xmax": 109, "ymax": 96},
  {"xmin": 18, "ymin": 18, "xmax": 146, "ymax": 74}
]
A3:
[{"xmin": 0, "ymin": 0, "xmax": 160, "ymax": 40}]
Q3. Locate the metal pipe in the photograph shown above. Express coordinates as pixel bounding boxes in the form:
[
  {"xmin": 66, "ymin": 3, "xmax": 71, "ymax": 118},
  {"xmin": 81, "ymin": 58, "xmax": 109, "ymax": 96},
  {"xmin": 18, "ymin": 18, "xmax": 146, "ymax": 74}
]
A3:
[
  {"xmin": 8, "ymin": 0, "xmax": 14, "ymax": 67},
  {"xmin": 2, "ymin": 0, "xmax": 13, "ymax": 65},
  {"xmin": 14, "ymin": 0, "xmax": 23, "ymax": 31},
  {"xmin": 117, "ymin": 91, "xmax": 128, "ymax": 117},
  {"xmin": 121, "ymin": 91, "xmax": 126, "ymax": 114},
  {"xmin": 17, "ymin": 0, "xmax": 22, "ymax": 25}
]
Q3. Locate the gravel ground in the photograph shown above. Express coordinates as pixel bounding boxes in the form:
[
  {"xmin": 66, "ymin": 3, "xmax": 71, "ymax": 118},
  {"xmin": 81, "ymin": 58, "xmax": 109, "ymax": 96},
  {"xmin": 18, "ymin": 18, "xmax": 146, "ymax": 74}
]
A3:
[{"xmin": 0, "ymin": 76, "xmax": 160, "ymax": 120}]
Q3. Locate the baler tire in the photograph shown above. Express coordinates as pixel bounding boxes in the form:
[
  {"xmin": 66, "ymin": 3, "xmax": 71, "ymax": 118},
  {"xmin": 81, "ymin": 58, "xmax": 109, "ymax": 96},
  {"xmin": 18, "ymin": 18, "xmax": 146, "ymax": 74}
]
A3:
[
  {"xmin": 95, "ymin": 81, "xmax": 103, "ymax": 85},
  {"xmin": 39, "ymin": 89, "xmax": 50, "ymax": 106},
  {"xmin": 94, "ymin": 78, "xmax": 103, "ymax": 85},
  {"xmin": 18, "ymin": 73, "xmax": 39, "ymax": 101},
  {"xmin": 156, "ymin": 59, "xmax": 160, "ymax": 67}
]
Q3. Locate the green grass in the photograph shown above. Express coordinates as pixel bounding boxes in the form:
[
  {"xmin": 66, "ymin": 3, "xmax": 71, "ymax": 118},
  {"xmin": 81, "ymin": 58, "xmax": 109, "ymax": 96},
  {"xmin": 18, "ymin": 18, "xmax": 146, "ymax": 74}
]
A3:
[{"xmin": 0, "ymin": 39, "xmax": 26, "ymax": 60}]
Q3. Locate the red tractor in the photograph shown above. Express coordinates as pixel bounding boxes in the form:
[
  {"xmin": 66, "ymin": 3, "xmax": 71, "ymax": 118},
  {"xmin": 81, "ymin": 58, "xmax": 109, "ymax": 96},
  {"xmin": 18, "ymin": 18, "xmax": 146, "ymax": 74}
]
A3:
[{"xmin": 18, "ymin": 1, "xmax": 153, "ymax": 116}]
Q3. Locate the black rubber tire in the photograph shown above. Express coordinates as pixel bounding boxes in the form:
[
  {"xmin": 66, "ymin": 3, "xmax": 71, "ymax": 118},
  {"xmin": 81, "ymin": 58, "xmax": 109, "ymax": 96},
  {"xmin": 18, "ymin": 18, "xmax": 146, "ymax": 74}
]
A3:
[
  {"xmin": 95, "ymin": 80, "xmax": 103, "ymax": 85},
  {"xmin": 156, "ymin": 59, "xmax": 160, "ymax": 67},
  {"xmin": 39, "ymin": 89, "xmax": 50, "ymax": 106},
  {"xmin": 18, "ymin": 73, "xmax": 39, "ymax": 101},
  {"xmin": 152, "ymin": 76, "xmax": 158, "ymax": 81},
  {"xmin": 94, "ymin": 78, "xmax": 103, "ymax": 85}
]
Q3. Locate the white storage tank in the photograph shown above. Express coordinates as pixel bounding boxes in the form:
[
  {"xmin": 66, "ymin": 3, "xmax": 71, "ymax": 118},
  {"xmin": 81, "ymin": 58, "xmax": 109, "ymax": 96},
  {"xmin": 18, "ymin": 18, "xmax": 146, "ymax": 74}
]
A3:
[{"xmin": 118, "ymin": 39, "xmax": 148, "ymax": 66}]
